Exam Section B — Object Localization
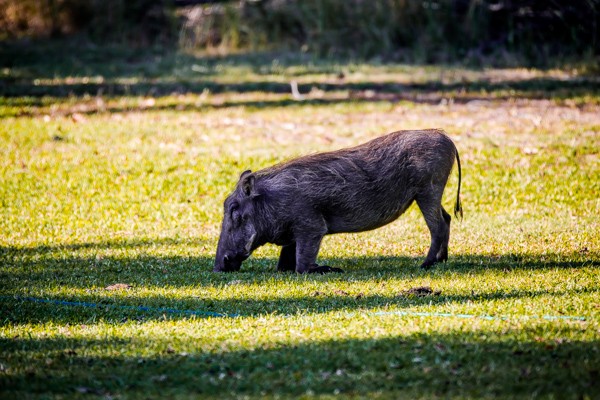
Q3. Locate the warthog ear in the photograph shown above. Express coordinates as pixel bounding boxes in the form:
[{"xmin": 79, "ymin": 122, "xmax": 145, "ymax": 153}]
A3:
[{"xmin": 240, "ymin": 170, "xmax": 256, "ymax": 197}]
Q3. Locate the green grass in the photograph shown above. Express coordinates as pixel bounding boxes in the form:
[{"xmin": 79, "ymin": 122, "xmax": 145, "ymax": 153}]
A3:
[{"xmin": 1, "ymin": 45, "xmax": 599, "ymax": 399}]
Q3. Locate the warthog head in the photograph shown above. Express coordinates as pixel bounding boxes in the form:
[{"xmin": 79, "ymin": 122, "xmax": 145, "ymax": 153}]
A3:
[{"xmin": 214, "ymin": 170, "xmax": 259, "ymax": 272}]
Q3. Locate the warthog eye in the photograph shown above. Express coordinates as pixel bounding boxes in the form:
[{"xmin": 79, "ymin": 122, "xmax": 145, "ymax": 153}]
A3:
[
  {"xmin": 232, "ymin": 210, "xmax": 241, "ymax": 225},
  {"xmin": 229, "ymin": 202, "xmax": 242, "ymax": 225},
  {"xmin": 228, "ymin": 202, "xmax": 239, "ymax": 214}
]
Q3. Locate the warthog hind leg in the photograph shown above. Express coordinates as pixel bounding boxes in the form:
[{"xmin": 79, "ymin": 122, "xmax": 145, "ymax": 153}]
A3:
[{"xmin": 416, "ymin": 192, "xmax": 451, "ymax": 269}]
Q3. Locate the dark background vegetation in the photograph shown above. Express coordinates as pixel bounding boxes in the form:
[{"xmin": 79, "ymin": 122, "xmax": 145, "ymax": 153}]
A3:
[{"xmin": 1, "ymin": 0, "xmax": 598, "ymax": 65}]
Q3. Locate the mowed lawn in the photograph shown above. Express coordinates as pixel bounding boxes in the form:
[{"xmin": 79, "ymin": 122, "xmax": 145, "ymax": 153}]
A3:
[{"xmin": 1, "ymin": 46, "xmax": 599, "ymax": 399}]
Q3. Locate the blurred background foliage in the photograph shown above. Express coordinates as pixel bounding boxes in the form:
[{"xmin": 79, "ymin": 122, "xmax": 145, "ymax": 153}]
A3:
[{"xmin": 0, "ymin": 0, "xmax": 598, "ymax": 65}]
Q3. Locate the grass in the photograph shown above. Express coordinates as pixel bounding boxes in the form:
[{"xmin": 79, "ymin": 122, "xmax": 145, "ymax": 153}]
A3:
[{"xmin": 1, "ymin": 44, "xmax": 599, "ymax": 399}]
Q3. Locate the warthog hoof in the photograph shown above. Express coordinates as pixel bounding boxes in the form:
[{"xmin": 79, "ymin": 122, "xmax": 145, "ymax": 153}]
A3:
[
  {"xmin": 307, "ymin": 265, "xmax": 344, "ymax": 274},
  {"xmin": 420, "ymin": 257, "xmax": 447, "ymax": 269}
]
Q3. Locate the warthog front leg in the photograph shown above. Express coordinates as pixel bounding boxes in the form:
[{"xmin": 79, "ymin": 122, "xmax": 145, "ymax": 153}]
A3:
[
  {"xmin": 277, "ymin": 243, "xmax": 296, "ymax": 272},
  {"xmin": 294, "ymin": 234, "xmax": 343, "ymax": 274}
]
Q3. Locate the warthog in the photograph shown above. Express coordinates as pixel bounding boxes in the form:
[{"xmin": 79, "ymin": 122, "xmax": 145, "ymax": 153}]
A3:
[{"xmin": 214, "ymin": 129, "xmax": 462, "ymax": 273}]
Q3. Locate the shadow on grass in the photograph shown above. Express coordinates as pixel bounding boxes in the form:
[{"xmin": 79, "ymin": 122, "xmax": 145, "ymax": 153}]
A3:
[
  {"xmin": 2, "ymin": 285, "xmax": 597, "ymax": 326},
  {"xmin": 1, "ymin": 42, "xmax": 598, "ymax": 106},
  {"xmin": 2, "ymin": 77, "xmax": 597, "ymax": 102},
  {"xmin": 1, "ymin": 238, "xmax": 598, "ymax": 323},
  {"xmin": 0, "ymin": 237, "xmax": 208, "ymax": 255},
  {"xmin": 1, "ymin": 329, "xmax": 598, "ymax": 398}
]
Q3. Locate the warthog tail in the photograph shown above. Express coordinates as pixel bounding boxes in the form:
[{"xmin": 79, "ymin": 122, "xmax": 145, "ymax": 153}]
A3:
[{"xmin": 454, "ymin": 149, "xmax": 463, "ymax": 220}]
